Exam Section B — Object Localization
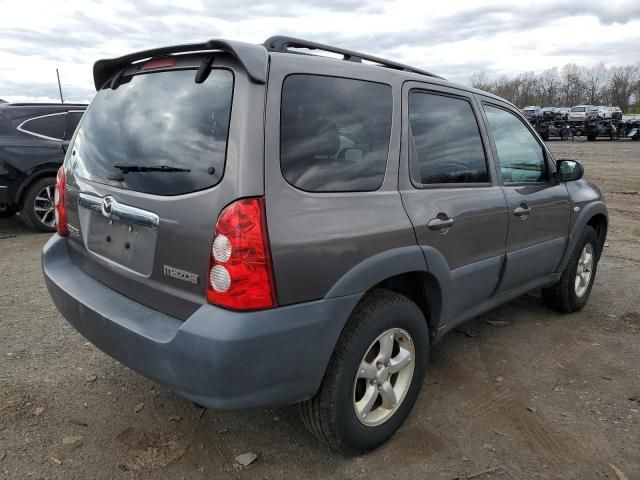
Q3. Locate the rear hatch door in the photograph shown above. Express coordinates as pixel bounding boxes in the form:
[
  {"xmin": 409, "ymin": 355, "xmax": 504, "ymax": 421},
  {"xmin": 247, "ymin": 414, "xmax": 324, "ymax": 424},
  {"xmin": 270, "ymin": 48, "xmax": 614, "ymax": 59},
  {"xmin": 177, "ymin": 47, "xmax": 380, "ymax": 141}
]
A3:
[{"xmin": 63, "ymin": 54, "xmax": 265, "ymax": 319}]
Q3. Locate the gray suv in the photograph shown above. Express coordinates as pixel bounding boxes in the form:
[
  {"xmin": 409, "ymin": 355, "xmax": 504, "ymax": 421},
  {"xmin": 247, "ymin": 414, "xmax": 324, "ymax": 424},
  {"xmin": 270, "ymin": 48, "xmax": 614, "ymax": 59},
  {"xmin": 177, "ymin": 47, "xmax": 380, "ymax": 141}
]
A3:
[{"xmin": 42, "ymin": 36, "xmax": 608, "ymax": 453}]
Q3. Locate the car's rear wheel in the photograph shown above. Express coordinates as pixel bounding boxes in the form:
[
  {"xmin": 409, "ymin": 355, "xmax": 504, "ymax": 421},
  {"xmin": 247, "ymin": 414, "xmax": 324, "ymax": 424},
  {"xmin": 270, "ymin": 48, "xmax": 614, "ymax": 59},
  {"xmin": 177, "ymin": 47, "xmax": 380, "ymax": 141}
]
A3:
[
  {"xmin": 20, "ymin": 177, "xmax": 57, "ymax": 233},
  {"xmin": 298, "ymin": 289, "xmax": 428, "ymax": 453},
  {"xmin": 542, "ymin": 226, "xmax": 600, "ymax": 313}
]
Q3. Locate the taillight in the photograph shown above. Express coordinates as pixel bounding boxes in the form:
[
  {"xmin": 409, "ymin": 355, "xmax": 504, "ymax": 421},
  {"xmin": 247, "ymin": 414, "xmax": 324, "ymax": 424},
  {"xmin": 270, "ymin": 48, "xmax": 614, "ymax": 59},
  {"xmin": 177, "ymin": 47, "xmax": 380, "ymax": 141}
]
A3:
[
  {"xmin": 206, "ymin": 197, "xmax": 277, "ymax": 310},
  {"xmin": 142, "ymin": 57, "xmax": 176, "ymax": 70},
  {"xmin": 54, "ymin": 166, "xmax": 68, "ymax": 237}
]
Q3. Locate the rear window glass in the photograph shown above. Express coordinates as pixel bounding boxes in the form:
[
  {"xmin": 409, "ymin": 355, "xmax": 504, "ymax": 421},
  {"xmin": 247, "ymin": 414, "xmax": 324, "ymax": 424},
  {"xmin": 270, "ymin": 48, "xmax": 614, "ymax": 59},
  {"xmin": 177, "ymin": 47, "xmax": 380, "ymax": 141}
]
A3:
[
  {"xmin": 20, "ymin": 112, "xmax": 67, "ymax": 140},
  {"xmin": 71, "ymin": 69, "xmax": 234, "ymax": 196},
  {"xmin": 280, "ymin": 74, "xmax": 392, "ymax": 192},
  {"xmin": 571, "ymin": 107, "xmax": 586, "ymax": 112}
]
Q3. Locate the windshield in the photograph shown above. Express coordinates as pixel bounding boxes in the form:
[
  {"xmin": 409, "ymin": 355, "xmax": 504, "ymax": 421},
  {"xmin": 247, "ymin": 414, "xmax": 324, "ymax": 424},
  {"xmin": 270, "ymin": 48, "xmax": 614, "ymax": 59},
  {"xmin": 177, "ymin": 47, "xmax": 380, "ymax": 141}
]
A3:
[
  {"xmin": 70, "ymin": 68, "xmax": 234, "ymax": 196},
  {"xmin": 571, "ymin": 107, "xmax": 586, "ymax": 112}
]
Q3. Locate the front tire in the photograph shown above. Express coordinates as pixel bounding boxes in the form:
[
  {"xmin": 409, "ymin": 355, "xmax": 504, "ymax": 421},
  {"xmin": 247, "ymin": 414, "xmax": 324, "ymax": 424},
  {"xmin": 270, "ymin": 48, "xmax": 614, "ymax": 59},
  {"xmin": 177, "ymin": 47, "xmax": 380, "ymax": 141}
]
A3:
[
  {"xmin": 20, "ymin": 177, "xmax": 57, "ymax": 233},
  {"xmin": 542, "ymin": 226, "xmax": 600, "ymax": 313},
  {"xmin": 299, "ymin": 289, "xmax": 429, "ymax": 453}
]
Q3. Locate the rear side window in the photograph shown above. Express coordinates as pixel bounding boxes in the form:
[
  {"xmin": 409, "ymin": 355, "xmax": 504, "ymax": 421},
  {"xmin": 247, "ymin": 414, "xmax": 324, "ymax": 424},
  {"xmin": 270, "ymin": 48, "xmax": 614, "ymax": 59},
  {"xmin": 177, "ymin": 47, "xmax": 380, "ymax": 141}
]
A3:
[
  {"xmin": 280, "ymin": 75, "xmax": 392, "ymax": 192},
  {"xmin": 64, "ymin": 111, "xmax": 84, "ymax": 140},
  {"xmin": 71, "ymin": 69, "xmax": 234, "ymax": 196},
  {"xmin": 19, "ymin": 112, "xmax": 67, "ymax": 140},
  {"xmin": 408, "ymin": 92, "xmax": 488, "ymax": 185}
]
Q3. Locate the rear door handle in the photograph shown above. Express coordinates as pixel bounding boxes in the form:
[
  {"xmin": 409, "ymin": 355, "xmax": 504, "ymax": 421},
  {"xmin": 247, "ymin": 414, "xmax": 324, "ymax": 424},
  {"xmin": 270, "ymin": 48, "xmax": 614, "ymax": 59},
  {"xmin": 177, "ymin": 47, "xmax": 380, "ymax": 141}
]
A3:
[
  {"xmin": 428, "ymin": 216, "xmax": 454, "ymax": 231},
  {"xmin": 514, "ymin": 204, "xmax": 532, "ymax": 217}
]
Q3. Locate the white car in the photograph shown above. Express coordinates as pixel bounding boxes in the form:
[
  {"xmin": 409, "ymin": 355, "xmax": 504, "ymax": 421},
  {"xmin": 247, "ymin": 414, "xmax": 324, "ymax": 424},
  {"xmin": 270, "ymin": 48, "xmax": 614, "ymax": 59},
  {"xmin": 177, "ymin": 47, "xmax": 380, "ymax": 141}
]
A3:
[
  {"xmin": 596, "ymin": 106, "xmax": 611, "ymax": 119},
  {"xmin": 568, "ymin": 105, "xmax": 598, "ymax": 122}
]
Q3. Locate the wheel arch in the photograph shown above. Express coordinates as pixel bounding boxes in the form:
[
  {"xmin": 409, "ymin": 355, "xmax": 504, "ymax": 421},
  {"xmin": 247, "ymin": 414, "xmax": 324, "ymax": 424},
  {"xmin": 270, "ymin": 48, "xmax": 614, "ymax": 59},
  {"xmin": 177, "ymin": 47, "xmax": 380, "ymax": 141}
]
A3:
[
  {"xmin": 325, "ymin": 246, "xmax": 443, "ymax": 337},
  {"xmin": 557, "ymin": 201, "xmax": 608, "ymax": 272},
  {"xmin": 586, "ymin": 213, "xmax": 607, "ymax": 258},
  {"xmin": 16, "ymin": 167, "xmax": 59, "ymax": 207}
]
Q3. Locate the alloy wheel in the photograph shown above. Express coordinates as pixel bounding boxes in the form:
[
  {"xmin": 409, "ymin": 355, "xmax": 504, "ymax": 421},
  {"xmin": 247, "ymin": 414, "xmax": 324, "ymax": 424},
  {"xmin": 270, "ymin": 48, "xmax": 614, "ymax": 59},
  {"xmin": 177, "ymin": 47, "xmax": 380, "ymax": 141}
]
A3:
[
  {"xmin": 575, "ymin": 243, "xmax": 594, "ymax": 297},
  {"xmin": 353, "ymin": 328, "xmax": 415, "ymax": 427},
  {"xmin": 33, "ymin": 185, "xmax": 56, "ymax": 228}
]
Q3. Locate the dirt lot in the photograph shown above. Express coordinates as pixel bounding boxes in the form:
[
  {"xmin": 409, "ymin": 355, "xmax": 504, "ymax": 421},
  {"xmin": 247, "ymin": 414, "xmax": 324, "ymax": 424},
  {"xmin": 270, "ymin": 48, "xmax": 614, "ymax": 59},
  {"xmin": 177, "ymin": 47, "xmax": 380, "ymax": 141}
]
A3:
[{"xmin": 1, "ymin": 139, "xmax": 639, "ymax": 480}]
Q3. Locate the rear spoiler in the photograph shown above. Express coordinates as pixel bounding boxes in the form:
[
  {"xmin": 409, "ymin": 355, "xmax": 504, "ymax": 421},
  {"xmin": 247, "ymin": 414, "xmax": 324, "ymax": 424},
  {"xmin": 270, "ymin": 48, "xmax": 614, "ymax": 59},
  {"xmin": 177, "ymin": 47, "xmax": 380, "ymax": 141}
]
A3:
[{"xmin": 92, "ymin": 39, "xmax": 268, "ymax": 90}]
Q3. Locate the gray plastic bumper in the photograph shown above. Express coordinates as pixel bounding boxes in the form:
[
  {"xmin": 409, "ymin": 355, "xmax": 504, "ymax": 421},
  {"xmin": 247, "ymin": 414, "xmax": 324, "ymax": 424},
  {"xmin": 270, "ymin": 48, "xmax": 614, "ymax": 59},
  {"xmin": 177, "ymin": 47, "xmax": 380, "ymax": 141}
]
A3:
[{"xmin": 42, "ymin": 235, "xmax": 360, "ymax": 409}]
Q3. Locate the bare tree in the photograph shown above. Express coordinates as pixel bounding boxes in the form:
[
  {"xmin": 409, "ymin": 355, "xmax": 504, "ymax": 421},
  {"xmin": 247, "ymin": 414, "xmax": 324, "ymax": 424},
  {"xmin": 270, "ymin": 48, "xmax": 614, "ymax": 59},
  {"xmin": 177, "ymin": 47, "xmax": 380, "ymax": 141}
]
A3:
[
  {"xmin": 469, "ymin": 62, "xmax": 640, "ymax": 111},
  {"xmin": 470, "ymin": 71, "xmax": 492, "ymax": 91},
  {"xmin": 540, "ymin": 67, "xmax": 561, "ymax": 106},
  {"xmin": 608, "ymin": 65, "xmax": 639, "ymax": 111},
  {"xmin": 560, "ymin": 64, "xmax": 584, "ymax": 106},
  {"xmin": 582, "ymin": 63, "xmax": 608, "ymax": 105}
]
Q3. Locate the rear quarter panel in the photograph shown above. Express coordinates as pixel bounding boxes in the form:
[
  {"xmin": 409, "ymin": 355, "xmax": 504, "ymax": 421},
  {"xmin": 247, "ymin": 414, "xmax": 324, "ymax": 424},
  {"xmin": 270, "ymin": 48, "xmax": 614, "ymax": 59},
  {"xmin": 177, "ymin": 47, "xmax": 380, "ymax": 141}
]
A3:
[{"xmin": 264, "ymin": 54, "xmax": 418, "ymax": 305}]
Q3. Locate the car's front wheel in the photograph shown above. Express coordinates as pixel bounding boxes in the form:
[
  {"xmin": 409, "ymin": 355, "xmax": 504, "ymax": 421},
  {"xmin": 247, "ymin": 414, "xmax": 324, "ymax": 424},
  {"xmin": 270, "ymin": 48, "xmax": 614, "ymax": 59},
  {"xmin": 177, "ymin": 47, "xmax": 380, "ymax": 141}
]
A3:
[
  {"xmin": 20, "ymin": 177, "xmax": 57, "ymax": 233},
  {"xmin": 543, "ymin": 225, "xmax": 600, "ymax": 312},
  {"xmin": 299, "ymin": 289, "xmax": 428, "ymax": 453}
]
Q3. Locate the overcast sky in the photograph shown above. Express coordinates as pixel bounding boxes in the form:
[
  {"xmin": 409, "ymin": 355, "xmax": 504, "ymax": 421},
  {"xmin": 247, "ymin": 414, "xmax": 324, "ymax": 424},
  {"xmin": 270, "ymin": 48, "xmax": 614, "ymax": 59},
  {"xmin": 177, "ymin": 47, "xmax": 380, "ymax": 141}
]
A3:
[{"xmin": 2, "ymin": 0, "xmax": 639, "ymax": 103}]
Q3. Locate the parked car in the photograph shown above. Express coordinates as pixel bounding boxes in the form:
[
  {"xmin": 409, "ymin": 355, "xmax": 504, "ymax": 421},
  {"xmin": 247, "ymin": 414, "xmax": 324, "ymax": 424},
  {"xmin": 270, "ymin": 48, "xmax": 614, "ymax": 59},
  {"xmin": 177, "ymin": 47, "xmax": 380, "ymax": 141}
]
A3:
[
  {"xmin": 568, "ymin": 105, "xmax": 598, "ymax": 123},
  {"xmin": 554, "ymin": 107, "xmax": 571, "ymax": 120},
  {"xmin": 0, "ymin": 102, "xmax": 86, "ymax": 230},
  {"xmin": 42, "ymin": 36, "xmax": 608, "ymax": 453},
  {"xmin": 609, "ymin": 106, "xmax": 623, "ymax": 121},
  {"xmin": 595, "ymin": 106, "xmax": 611, "ymax": 119},
  {"xmin": 522, "ymin": 105, "xmax": 543, "ymax": 122},
  {"xmin": 541, "ymin": 106, "xmax": 556, "ymax": 121}
]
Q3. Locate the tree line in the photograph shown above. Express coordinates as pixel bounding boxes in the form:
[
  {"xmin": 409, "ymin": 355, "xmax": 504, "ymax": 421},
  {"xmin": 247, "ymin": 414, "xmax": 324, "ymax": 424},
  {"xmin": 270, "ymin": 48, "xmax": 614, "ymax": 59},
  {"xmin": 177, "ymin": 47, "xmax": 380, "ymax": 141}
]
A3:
[{"xmin": 470, "ymin": 63, "xmax": 640, "ymax": 112}]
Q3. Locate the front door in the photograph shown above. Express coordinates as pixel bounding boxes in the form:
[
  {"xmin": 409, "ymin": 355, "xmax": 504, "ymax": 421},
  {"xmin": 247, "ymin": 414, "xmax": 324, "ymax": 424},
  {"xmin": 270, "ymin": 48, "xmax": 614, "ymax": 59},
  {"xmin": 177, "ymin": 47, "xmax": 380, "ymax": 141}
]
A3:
[
  {"xmin": 399, "ymin": 84, "xmax": 509, "ymax": 326},
  {"xmin": 480, "ymin": 102, "xmax": 571, "ymax": 293}
]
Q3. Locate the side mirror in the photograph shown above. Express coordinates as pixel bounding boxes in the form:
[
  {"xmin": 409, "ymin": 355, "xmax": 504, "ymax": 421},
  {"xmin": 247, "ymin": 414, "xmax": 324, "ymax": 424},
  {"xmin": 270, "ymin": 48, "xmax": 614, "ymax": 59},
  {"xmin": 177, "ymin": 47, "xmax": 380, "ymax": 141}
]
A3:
[{"xmin": 556, "ymin": 159, "xmax": 584, "ymax": 182}]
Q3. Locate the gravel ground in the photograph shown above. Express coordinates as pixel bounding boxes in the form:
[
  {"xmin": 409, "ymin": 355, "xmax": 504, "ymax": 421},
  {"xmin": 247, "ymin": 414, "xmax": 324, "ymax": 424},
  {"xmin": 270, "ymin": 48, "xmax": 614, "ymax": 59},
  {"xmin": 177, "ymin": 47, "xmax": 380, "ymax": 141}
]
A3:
[{"xmin": 1, "ymin": 138, "xmax": 639, "ymax": 480}]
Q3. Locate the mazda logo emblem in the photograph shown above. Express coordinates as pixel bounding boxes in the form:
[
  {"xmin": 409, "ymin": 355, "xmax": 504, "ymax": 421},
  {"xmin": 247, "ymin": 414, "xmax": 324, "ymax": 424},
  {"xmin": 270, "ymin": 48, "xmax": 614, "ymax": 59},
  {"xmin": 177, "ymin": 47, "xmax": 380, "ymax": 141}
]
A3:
[{"xmin": 101, "ymin": 196, "xmax": 114, "ymax": 217}]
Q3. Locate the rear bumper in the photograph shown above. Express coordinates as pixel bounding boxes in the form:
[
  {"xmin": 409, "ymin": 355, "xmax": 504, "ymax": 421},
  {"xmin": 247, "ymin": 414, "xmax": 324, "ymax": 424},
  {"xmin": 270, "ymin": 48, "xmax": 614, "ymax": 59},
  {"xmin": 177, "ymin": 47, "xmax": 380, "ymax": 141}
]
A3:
[{"xmin": 42, "ymin": 235, "xmax": 360, "ymax": 409}]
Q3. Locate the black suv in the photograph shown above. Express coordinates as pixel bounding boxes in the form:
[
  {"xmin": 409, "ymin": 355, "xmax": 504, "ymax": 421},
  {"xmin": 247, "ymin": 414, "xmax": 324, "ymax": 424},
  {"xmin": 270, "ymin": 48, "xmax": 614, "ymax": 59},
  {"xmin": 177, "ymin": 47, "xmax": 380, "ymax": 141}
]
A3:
[{"xmin": 0, "ymin": 102, "xmax": 86, "ymax": 231}]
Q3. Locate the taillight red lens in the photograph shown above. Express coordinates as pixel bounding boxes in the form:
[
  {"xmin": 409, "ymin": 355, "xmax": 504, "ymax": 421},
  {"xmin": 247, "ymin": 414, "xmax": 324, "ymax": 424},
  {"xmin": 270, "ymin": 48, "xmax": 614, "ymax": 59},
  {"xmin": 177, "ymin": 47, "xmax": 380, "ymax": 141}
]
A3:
[
  {"xmin": 206, "ymin": 197, "xmax": 277, "ymax": 310},
  {"xmin": 142, "ymin": 57, "xmax": 177, "ymax": 70},
  {"xmin": 54, "ymin": 166, "xmax": 68, "ymax": 237}
]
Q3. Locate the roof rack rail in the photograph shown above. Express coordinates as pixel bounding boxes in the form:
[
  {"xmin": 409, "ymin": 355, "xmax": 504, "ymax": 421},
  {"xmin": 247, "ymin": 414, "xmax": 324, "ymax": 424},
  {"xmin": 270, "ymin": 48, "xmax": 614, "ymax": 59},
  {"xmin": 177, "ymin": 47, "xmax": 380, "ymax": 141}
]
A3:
[
  {"xmin": 4, "ymin": 102, "xmax": 88, "ymax": 107},
  {"xmin": 263, "ymin": 36, "xmax": 444, "ymax": 80}
]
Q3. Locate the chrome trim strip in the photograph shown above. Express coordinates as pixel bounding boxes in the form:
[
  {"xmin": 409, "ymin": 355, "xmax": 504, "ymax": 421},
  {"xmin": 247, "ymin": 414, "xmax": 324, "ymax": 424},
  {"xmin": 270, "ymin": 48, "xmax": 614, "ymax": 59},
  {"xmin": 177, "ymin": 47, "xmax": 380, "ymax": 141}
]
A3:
[
  {"xmin": 78, "ymin": 193, "xmax": 159, "ymax": 230},
  {"xmin": 16, "ymin": 111, "xmax": 67, "ymax": 142}
]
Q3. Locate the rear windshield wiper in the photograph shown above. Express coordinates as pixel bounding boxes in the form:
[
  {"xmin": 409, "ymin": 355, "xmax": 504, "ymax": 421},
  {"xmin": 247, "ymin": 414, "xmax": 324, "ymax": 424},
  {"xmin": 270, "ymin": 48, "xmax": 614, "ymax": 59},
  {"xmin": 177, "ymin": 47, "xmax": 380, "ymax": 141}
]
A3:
[{"xmin": 112, "ymin": 164, "xmax": 191, "ymax": 174}]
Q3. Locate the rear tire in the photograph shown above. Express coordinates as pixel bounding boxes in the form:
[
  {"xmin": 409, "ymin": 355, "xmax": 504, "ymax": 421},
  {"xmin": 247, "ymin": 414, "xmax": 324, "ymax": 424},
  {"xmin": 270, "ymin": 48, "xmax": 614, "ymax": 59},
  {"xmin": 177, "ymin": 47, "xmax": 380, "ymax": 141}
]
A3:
[
  {"xmin": 20, "ymin": 177, "xmax": 57, "ymax": 233},
  {"xmin": 298, "ymin": 289, "xmax": 429, "ymax": 453},
  {"xmin": 542, "ymin": 226, "xmax": 600, "ymax": 313}
]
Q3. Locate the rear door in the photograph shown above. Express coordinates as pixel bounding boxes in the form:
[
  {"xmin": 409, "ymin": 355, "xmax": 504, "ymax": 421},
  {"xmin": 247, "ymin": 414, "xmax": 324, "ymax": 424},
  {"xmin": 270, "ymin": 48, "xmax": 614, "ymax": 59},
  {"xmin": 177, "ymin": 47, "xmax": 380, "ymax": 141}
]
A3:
[
  {"xmin": 64, "ymin": 55, "xmax": 266, "ymax": 319},
  {"xmin": 479, "ymin": 100, "xmax": 571, "ymax": 293},
  {"xmin": 399, "ymin": 82, "xmax": 508, "ymax": 324}
]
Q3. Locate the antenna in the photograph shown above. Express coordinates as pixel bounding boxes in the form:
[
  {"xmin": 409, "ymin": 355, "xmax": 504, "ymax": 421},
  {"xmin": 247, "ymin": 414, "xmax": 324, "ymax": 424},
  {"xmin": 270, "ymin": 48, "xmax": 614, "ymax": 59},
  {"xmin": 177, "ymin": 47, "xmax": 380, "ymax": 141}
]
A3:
[{"xmin": 56, "ymin": 68, "xmax": 64, "ymax": 104}]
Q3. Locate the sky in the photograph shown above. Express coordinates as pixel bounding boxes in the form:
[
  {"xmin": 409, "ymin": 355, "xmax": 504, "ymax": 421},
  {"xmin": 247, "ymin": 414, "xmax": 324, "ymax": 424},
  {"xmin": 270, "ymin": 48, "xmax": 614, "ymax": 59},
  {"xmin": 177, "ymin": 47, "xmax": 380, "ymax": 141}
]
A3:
[{"xmin": 1, "ymin": 0, "xmax": 639, "ymax": 103}]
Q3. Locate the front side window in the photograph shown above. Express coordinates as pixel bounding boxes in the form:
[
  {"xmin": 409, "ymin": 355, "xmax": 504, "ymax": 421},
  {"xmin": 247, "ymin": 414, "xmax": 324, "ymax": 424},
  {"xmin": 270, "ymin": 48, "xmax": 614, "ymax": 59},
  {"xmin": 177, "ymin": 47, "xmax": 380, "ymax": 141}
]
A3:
[
  {"xmin": 483, "ymin": 105, "xmax": 547, "ymax": 183},
  {"xmin": 408, "ymin": 92, "xmax": 488, "ymax": 185},
  {"xmin": 280, "ymin": 75, "xmax": 392, "ymax": 192},
  {"xmin": 19, "ymin": 112, "xmax": 67, "ymax": 140}
]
